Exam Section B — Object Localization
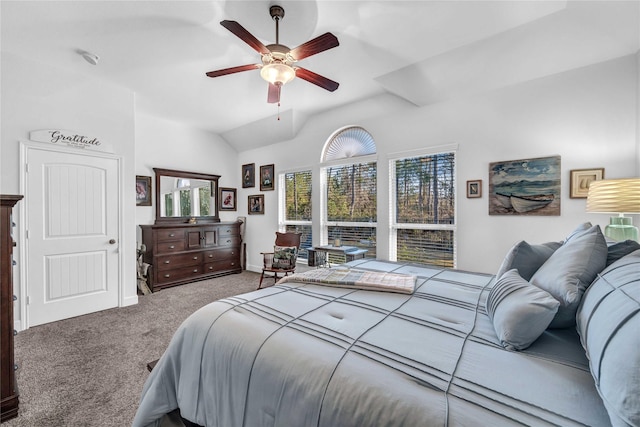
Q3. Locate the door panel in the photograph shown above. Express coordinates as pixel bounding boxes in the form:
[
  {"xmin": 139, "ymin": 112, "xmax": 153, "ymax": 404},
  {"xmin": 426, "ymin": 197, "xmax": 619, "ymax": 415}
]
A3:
[{"xmin": 26, "ymin": 147, "xmax": 120, "ymax": 327}]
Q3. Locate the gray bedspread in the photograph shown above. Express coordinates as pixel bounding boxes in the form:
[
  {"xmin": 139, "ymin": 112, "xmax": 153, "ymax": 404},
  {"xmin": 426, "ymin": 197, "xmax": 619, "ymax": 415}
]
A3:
[{"xmin": 133, "ymin": 260, "xmax": 610, "ymax": 427}]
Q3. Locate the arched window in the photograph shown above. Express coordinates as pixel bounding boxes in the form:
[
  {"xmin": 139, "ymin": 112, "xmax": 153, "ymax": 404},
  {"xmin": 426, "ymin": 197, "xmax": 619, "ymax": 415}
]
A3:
[
  {"xmin": 320, "ymin": 126, "xmax": 377, "ymax": 261},
  {"xmin": 321, "ymin": 126, "xmax": 376, "ymax": 162}
]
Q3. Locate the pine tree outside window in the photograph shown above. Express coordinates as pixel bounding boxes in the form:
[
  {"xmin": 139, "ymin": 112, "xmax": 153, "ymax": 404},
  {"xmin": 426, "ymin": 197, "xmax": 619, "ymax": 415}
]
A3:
[
  {"xmin": 390, "ymin": 147, "xmax": 457, "ymax": 267},
  {"xmin": 279, "ymin": 169, "xmax": 312, "ymax": 260},
  {"xmin": 321, "ymin": 126, "xmax": 377, "ymax": 263}
]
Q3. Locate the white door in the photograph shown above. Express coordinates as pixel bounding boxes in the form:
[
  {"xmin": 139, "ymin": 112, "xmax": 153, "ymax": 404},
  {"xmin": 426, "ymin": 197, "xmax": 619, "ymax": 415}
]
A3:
[{"xmin": 25, "ymin": 146, "xmax": 120, "ymax": 326}]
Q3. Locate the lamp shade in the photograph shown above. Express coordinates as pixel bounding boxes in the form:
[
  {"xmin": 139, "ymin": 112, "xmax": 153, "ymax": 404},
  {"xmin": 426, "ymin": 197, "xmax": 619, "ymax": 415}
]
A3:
[
  {"xmin": 260, "ymin": 63, "xmax": 295, "ymax": 86},
  {"xmin": 586, "ymin": 178, "xmax": 640, "ymax": 214}
]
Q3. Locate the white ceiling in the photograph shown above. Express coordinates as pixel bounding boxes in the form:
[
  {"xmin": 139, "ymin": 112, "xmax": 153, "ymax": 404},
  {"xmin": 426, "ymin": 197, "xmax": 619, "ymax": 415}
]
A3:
[{"xmin": 2, "ymin": 1, "xmax": 639, "ymax": 151}]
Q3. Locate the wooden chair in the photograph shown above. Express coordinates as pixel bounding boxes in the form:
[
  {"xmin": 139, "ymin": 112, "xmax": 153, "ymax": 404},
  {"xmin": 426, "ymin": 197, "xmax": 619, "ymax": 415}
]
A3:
[{"xmin": 258, "ymin": 232, "xmax": 301, "ymax": 289}]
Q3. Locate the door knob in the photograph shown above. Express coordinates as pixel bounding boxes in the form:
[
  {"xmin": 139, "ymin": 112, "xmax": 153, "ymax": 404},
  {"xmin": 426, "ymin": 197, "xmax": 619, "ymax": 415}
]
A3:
[{"xmin": 109, "ymin": 239, "xmax": 116, "ymax": 244}]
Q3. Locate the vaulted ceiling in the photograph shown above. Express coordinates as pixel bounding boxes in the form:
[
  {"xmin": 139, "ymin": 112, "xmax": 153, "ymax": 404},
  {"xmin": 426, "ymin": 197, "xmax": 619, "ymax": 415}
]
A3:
[{"xmin": 2, "ymin": 1, "xmax": 638, "ymax": 151}]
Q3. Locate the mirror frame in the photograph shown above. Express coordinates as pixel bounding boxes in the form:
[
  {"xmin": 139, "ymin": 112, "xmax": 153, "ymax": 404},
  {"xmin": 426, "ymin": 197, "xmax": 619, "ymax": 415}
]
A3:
[{"xmin": 154, "ymin": 167, "xmax": 221, "ymax": 224}]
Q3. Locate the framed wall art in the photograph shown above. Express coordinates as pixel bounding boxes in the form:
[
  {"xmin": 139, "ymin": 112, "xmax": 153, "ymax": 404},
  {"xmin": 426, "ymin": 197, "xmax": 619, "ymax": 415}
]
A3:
[
  {"xmin": 242, "ymin": 163, "xmax": 255, "ymax": 188},
  {"xmin": 260, "ymin": 164, "xmax": 274, "ymax": 191},
  {"xmin": 466, "ymin": 180, "xmax": 482, "ymax": 198},
  {"xmin": 569, "ymin": 168, "xmax": 604, "ymax": 198},
  {"xmin": 219, "ymin": 187, "xmax": 237, "ymax": 211},
  {"xmin": 136, "ymin": 175, "xmax": 152, "ymax": 206},
  {"xmin": 488, "ymin": 155, "xmax": 561, "ymax": 216},
  {"xmin": 248, "ymin": 194, "xmax": 264, "ymax": 214}
]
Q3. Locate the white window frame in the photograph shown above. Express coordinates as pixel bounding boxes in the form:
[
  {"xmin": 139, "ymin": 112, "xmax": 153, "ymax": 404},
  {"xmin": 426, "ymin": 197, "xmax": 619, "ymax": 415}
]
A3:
[
  {"xmin": 279, "ymin": 167, "xmax": 313, "ymax": 261},
  {"xmin": 388, "ymin": 144, "xmax": 458, "ymax": 266},
  {"xmin": 320, "ymin": 155, "xmax": 378, "ymax": 247}
]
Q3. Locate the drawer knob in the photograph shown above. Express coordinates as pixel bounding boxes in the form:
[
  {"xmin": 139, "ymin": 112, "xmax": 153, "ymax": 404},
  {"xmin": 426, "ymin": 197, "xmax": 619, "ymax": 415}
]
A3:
[
  {"xmin": 14, "ymin": 364, "xmax": 18, "ymax": 371},
  {"xmin": 208, "ymin": 254, "xmax": 213, "ymax": 258},
  {"xmin": 209, "ymin": 266, "xmax": 214, "ymax": 270},
  {"xmin": 193, "ymin": 256, "xmax": 198, "ymax": 260},
  {"xmin": 169, "ymin": 233, "xmax": 175, "ymax": 237},
  {"xmin": 164, "ymin": 274, "xmax": 171, "ymax": 278},
  {"xmin": 193, "ymin": 269, "xmax": 198, "ymax": 273},
  {"xmin": 164, "ymin": 260, "xmax": 170, "ymax": 264},
  {"xmin": 13, "ymin": 295, "xmax": 17, "ymax": 301},
  {"xmin": 226, "ymin": 240, "xmax": 231, "ymax": 243},
  {"xmin": 169, "ymin": 245, "xmax": 175, "ymax": 249},
  {"xmin": 13, "ymin": 330, "xmax": 17, "ymax": 336}
]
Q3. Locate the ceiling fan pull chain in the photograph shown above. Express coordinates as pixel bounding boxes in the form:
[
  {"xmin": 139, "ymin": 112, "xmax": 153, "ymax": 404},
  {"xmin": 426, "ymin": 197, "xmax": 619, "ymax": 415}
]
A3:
[{"xmin": 277, "ymin": 102, "xmax": 281, "ymax": 121}]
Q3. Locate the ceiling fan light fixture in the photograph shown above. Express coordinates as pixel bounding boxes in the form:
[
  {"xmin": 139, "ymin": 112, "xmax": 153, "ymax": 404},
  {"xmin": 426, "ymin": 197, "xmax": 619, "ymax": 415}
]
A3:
[{"xmin": 260, "ymin": 62, "xmax": 295, "ymax": 86}]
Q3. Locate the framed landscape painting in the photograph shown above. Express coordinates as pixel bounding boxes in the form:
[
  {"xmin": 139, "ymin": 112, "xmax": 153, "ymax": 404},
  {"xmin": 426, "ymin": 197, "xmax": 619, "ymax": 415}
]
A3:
[{"xmin": 488, "ymin": 156, "xmax": 561, "ymax": 216}]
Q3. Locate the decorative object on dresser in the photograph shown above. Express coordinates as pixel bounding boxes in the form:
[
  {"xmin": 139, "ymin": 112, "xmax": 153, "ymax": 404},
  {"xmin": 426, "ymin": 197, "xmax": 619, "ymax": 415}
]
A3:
[
  {"xmin": 1, "ymin": 194, "xmax": 23, "ymax": 422},
  {"xmin": 139, "ymin": 169, "xmax": 241, "ymax": 291}
]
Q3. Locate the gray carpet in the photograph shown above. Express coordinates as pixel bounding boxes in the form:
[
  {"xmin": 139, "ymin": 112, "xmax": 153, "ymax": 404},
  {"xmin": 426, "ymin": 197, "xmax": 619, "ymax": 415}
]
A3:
[{"xmin": 2, "ymin": 271, "xmax": 264, "ymax": 427}]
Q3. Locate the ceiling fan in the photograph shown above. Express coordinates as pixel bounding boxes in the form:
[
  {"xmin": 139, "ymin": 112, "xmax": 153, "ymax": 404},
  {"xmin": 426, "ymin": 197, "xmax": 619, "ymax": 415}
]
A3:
[{"xmin": 206, "ymin": 5, "xmax": 339, "ymax": 104}]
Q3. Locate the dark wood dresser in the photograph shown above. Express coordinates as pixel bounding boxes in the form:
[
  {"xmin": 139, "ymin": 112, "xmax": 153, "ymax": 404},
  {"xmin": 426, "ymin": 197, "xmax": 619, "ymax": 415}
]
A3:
[
  {"xmin": 1, "ymin": 195, "xmax": 22, "ymax": 422},
  {"xmin": 140, "ymin": 221, "xmax": 241, "ymax": 291}
]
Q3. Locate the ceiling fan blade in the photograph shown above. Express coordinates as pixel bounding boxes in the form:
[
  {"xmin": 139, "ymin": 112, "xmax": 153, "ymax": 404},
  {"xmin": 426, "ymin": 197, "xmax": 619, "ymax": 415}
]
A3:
[
  {"xmin": 289, "ymin": 33, "xmax": 339, "ymax": 61},
  {"xmin": 206, "ymin": 64, "xmax": 260, "ymax": 78},
  {"xmin": 295, "ymin": 67, "xmax": 339, "ymax": 92},
  {"xmin": 220, "ymin": 20, "xmax": 271, "ymax": 55},
  {"xmin": 267, "ymin": 83, "xmax": 281, "ymax": 104}
]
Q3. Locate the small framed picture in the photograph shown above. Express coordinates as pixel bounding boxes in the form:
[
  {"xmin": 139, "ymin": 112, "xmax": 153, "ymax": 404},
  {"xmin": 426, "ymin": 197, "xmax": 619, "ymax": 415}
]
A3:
[
  {"xmin": 260, "ymin": 164, "xmax": 275, "ymax": 191},
  {"xmin": 466, "ymin": 179, "xmax": 482, "ymax": 198},
  {"xmin": 242, "ymin": 163, "xmax": 255, "ymax": 188},
  {"xmin": 570, "ymin": 168, "xmax": 604, "ymax": 198},
  {"xmin": 136, "ymin": 175, "xmax": 152, "ymax": 206},
  {"xmin": 248, "ymin": 194, "xmax": 264, "ymax": 214},
  {"xmin": 219, "ymin": 187, "xmax": 237, "ymax": 211}
]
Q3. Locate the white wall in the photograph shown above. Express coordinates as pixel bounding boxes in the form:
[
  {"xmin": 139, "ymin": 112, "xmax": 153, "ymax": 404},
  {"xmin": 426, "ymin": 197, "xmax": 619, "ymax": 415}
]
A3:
[
  {"xmin": 240, "ymin": 54, "xmax": 638, "ymax": 274},
  {"xmin": 0, "ymin": 53, "xmax": 137, "ymax": 328}
]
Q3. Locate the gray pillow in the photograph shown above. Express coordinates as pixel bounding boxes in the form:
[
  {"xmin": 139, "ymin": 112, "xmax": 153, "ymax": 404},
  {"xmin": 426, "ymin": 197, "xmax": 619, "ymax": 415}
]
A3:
[
  {"xmin": 576, "ymin": 249, "xmax": 640, "ymax": 427},
  {"xmin": 487, "ymin": 269, "xmax": 560, "ymax": 351},
  {"xmin": 530, "ymin": 225, "xmax": 607, "ymax": 328},
  {"xmin": 606, "ymin": 239, "xmax": 640, "ymax": 267},
  {"xmin": 496, "ymin": 240, "xmax": 562, "ymax": 281},
  {"xmin": 564, "ymin": 222, "xmax": 592, "ymax": 243}
]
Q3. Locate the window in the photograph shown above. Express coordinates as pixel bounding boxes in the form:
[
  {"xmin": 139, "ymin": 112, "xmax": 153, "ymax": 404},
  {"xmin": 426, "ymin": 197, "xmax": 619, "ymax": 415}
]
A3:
[
  {"xmin": 280, "ymin": 170, "xmax": 312, "ymax": 260},
  {"xmin": 321, "ymin": 126, "xmax": 377, "ymax": 263},
  {"xmin": 390, "ymin": 149, "xmax": 456, "ymax": 267}
]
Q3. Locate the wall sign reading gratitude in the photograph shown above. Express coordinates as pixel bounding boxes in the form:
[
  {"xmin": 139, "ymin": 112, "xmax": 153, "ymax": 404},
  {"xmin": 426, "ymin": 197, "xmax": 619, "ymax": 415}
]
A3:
[{"xmin": 29, "ymin": 129, "xmax": 113, "ymax": 152}]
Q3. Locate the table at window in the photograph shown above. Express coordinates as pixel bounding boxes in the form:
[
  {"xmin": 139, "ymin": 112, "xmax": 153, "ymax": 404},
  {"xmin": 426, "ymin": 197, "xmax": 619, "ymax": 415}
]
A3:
[{"xmin": 306, "ymin": 245, "xmax": 368, "ymax": 267}]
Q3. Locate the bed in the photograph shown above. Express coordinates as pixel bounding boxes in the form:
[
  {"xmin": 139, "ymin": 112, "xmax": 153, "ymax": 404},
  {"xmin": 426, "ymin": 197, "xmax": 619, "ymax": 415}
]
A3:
[{"xmin": 133, "ymin": 224, "xmax": 640, "ymax": 427}]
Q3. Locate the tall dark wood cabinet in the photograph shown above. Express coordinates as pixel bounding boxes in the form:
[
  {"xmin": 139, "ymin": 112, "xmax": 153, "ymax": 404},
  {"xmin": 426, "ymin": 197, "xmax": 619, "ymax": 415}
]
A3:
[
  {"xmin": 1, "ymin": 195, "xmax": 22, "ymax": 422},
  {"xmin": 140, "ymin": 222, "xmax": 242, "ymax": 291}
]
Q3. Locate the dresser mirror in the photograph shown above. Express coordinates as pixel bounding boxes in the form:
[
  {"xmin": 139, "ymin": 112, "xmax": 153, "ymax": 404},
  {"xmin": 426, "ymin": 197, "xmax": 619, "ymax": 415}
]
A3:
[{"xmin": 154, "ymin": 168, "xmax": 220, "ymax": 224}]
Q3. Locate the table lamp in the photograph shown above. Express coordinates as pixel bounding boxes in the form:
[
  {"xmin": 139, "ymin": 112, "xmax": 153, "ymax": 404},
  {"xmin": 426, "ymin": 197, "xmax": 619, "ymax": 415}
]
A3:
[{"xmin": 586, "ymin": 178, "xmax": 640, "ymax": 242}]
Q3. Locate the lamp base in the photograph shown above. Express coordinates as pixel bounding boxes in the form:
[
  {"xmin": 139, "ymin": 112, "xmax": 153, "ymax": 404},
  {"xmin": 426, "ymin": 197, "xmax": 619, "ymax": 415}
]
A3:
[{"xmin": 605, "ymin": 216, "xmax": 639, "ymax": 242}]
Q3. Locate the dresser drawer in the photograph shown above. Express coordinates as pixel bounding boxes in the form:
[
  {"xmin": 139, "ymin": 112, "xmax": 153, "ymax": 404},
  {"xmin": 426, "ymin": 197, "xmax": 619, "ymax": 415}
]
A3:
[
  {"xmin": 217, "ymin": 235, "xmax": 240, "ymax": 247},
  {"xmin": 203, "ymin": 247, "xmax": 238, "ymax": 262},
  {"xmin": 218, "ymin": 225, "xmax": 239, "ymax": 237},
  {"xmin": 156, "ymin": 265, "xmax": 203, "ymax": 284},
  {"xmin": 156, "ymin": 229, "xmax": 184, "ymax": 241},
  {"xmin": 156, "ymin": 252, "xmax": 202, "ymax": 271},
  {"xmin": 204, "ymin": 259, "xmax": 239, "ymax": 273},
  {"xmin": 157, "ymin": 240, "xmax": 186, "ymax": 253}
]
